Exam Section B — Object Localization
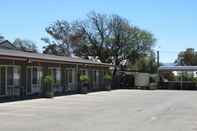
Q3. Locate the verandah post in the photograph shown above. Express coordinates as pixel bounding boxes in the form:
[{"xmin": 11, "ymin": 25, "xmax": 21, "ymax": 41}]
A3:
[
  {"xmin": 20, "ymin": 64, "xmax": 27, "ymax": 97},
  {"xmin": 42, "ymin": 64, "xmax": 49, "ymax": 95},
  {"xmin": 76, "ymin": 64, "xmax": 79, "ymax": 91},
  {"xmin": 61, "ymin": 64, "xmax": 65, "ymax": 93}
]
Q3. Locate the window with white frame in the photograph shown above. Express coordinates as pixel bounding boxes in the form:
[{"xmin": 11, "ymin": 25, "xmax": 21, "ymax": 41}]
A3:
[
  {"xmin": 56, "ymin": 68, "xmax": 61, "ymax": 84},
  {"xmin": 13, "ymin": 67, "xmax": 20, "ymax": 86},
  {"xmin": 52, "ymin": 68, "xmax": 61, "ymax": 84},
  {"xmin": 6, "ymin": 66, "xmax": 20, "ymax": 87},
  {"xmin": 80, "ymin": 69, "xmax": 87, "ymax": 76},
  {"xmin": 38, "ymin": 68, "xmax": 43, "ymax": 84},
  {"xmin": 32, "ymin": 67, "xmax": 42, "ymax": 86}
]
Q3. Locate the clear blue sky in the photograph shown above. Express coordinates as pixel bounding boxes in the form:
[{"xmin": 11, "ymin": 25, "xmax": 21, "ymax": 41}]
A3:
[{"xmin": 0, "ymin": 0, "xmax": 197, "ymax": 63}]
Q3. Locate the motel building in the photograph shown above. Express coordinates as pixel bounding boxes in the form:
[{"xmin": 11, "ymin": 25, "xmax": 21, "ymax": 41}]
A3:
[{"xmin": 0, "ymin": 40, "xmax": 111, "ymax": 98}]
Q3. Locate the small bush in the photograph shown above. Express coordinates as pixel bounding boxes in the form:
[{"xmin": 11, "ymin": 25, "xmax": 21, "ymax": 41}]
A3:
[
  {"xmin": 192, "ymin": 77, "xmax": 197, "ymax": 83},
  {"xmin": 42, "ymin": 75, "xmax": 54, "ymax": 98},
  {"xmin": 43, "ymin": 75, "xmax": 54, "ymax": 85},
  {"xmin": 80, "ymin": 75, "xmax": 89, "ymax": 82},
  {"xmin": 104, "ymin": 74, "xmax": 112, "ymax": 81},
  {"xmin": 103, "ymin": 73, "xmax": 112, "ymax": 90},
  {"xmin": 80, "ymin": 75, "xmax": 89, "ymax": 94}
]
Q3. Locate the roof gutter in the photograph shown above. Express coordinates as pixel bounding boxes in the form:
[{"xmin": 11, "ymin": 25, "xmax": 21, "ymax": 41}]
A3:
[{"xmin": 0, "ymin": 54, "xmax": 112, "ymax": 67}]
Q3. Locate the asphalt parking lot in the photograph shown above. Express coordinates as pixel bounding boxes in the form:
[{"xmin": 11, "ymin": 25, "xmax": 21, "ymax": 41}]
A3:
[{"xmin": 0, "ymin": 90, "xmax": 197, "ymax": 131}]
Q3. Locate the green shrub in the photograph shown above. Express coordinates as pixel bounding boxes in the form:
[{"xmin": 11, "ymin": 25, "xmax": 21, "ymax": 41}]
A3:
[
  {"xmin": 104, "ymin": 74, "xmax": 112, "ymax": 81},
  {"xmin": 55, "ymin": 80, "xmax": 61, "ymax": 85},
  {"xmin": 43, "ymin": 75, "xmax": 54, "ymax": 85},
  {"xmin": 80, "ymin": 75, "xmax": 89, "ymax": 82},
  {"xmin": 42, "ymin": 75, "xmax": 54, "ymax": 98},
  {"xmin": 192, "ymin": 77, "xmax": 197, "ymax": 83}
]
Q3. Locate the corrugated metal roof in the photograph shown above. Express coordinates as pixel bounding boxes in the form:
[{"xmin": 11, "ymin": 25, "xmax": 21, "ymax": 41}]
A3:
[
  {"xmin": 159, "ymin": 66, "xmax": 197, "ymax": 71},
  {"xmin": 0, "ymin": 48, "xmax": 112, "ymax": 66}
]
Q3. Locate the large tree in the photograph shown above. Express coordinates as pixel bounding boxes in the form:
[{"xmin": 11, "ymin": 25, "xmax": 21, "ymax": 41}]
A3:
[
  {"xmin": 0, "ymin": 35, "xmax": 4, "ymax": 40},
  {"xmin": 72, "ymin": 12, "xmax": 111, "ymax": 62},
  {"xmin": 43, "ymin": 20, "xmax": 79, "ymax": 56},
  {"xmin": 13, "ymin": 38, "xmax": 38, "ymax": 53},
  {"xmin": 41, "ymin": 37, "xmax": 69, "ymax": 56},
  {"xmin": 132, "ymin": 52, "xmax": 157, "ymax": 73},
  {"xmin": 175, "ymin": 48, "xmax": 197, "ymax": 65},
  {"xmin": 73, "ymin": 12, "xmax": 156, "ymax": 76},
  {"xmin": 107, "ymin": 15, "xmax": 155, "ymax": 75},
  {"xmin": 42, "ymin": 12, "xmax": 156, "ymax": 77}
]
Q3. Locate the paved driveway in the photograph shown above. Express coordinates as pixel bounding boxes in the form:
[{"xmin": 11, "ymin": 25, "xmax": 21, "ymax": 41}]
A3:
[{"xmin": 0, "ymin": 90, "xmax": 197, "ymax": 131}]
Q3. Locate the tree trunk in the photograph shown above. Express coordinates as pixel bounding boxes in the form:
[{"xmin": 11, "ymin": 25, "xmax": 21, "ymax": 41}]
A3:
[
  {"xmin": 112, "ymin": 58, "xmax": 119, "ymax": 89},
  {"xmin": 112, "ymin": 66, "xmax": 117, "ymax": 79}
]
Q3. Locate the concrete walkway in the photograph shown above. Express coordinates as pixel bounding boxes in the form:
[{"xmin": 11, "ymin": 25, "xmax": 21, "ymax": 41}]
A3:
[{"xmin": 0, "ymin": 90, "xmax": 197, "ymax": 131}]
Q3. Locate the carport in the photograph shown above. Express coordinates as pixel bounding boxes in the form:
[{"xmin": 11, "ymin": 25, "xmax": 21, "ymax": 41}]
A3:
[{"xmin": 159, "ymin": 66, "xmax": 197, "ymax": 90}]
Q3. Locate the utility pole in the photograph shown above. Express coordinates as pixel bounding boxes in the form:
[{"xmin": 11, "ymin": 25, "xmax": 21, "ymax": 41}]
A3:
[
  {"xmin": 157, "ymin": 50, "xmax": 160, "ymax": 68},
  {"xmin": 156, "ymin": 50, "xmax": 160, "ymax": 89}
]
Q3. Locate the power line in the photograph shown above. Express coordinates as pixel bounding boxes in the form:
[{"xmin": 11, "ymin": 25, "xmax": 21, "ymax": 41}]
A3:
[{"xmin": 153, "ymin": 49, "xmax": 180, "ymax": 54}]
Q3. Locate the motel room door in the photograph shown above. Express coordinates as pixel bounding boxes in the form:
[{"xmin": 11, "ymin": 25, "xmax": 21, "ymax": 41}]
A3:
[
  {"xmin": 66, "ymin": 69, "xmax": 75, "ymax": 91},
  {"xmin": 0, "ymin": 67, "xmax": 6, "ymax": 96},
  {"xmin": 26, "ymin": 68, "xmax": 32, "ymax": 95}
]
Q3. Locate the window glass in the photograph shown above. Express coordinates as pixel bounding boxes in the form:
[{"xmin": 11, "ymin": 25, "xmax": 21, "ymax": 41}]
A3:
[
  {"xmin": 37, "ymin": 68, "xmax": 42, "ymax": 84},
  {"xmin": 104, "ymin": 71, "xmax": 106, "ymax": 75},
  {"xmin": 68, "ymin": 69, "xmax": 72, "ymax": 83},
  {"xmin": 93, "ymin": 70, "xmax": 96, "ymax": 83},
  {"xmin": 32, "ymin": 68, "xmax": 38, "ymax": 84},
  {"xmin": 52, "ymin": 68, "xmax": 61, "ymax": 84},
  {"xmin": 7, "ymin": 67, "xmax": 13, "ymax": 86},
  {"xmin": 56, "ymin": 68, "xmax": 61, "ymax": 81},
  {"xmin": 53, "ymin": 68, "xmax": 57, "ymax": 83},
  {"xmin": 96, "ymin": 71, "xmax": 99, "ymax": 83},
  {"xmin": 13, "ymin": 67, "xmax": 20, "ymax": 86},
  {"xmin": 80, "ymin": 69, "xmax": 86, "ymax": 75},
  {"xmin": 65, "ymin": 70, "xmax": 67, "ymax": 80},
  {"xmin": 83, "ymin": 70, "xmax": 86, "ymax": 75}
]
